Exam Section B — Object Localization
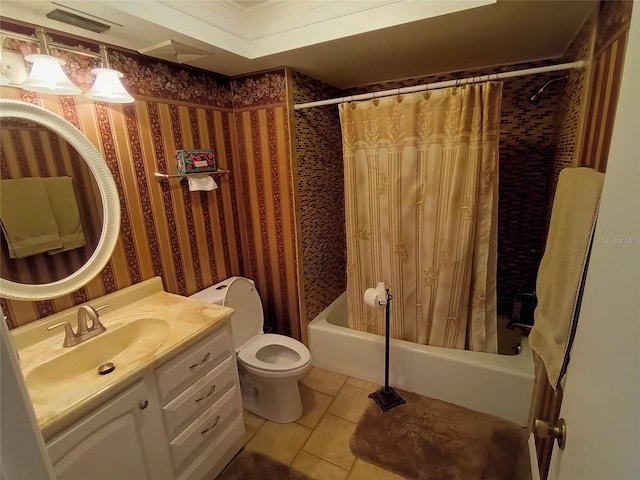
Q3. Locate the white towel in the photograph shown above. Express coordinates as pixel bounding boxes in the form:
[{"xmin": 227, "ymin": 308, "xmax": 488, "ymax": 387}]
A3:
[
  {"xmin": 187, "ymin": 176, "xmax": 218, "ymax": 191},
  {"xmin": 529, "ymin": 167, "xmax": 604, "ymax": 389}
]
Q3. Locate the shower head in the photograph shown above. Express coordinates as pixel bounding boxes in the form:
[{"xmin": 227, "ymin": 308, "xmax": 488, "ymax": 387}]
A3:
[
  {"xmin": 527, "ymin": 76, "xmax": 568, "ymax": 105},
  {"xmin": 528, "ymin": 91, "xmax": 542, "ymax": 105}
]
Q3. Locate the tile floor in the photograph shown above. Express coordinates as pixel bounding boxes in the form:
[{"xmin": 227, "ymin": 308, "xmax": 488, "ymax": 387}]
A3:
[{"xmin": 241, "ymin": 367, "xmax": 406, "ymax": 480}]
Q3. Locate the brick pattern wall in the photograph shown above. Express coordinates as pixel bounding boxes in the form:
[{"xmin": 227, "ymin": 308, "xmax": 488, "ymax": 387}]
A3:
[{"xmin": 289, "ymin": 70, "xmax": 347, "ymax": 327}]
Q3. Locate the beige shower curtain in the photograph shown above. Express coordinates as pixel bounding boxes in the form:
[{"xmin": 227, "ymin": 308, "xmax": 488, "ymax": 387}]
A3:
[{"xmin": 339, "ymin": 82, "xmax": 502, "ymax": 353}]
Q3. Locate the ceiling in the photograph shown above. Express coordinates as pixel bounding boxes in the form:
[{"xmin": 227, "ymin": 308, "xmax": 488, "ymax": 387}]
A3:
[{"xmin": 0, "ymin": 0, "xmax": 596, "ymax": 88}]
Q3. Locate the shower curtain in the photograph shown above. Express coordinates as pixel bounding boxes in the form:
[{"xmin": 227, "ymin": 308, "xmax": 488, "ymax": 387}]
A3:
[{"xmin": 339, "ymin": 82, "xmax": 502, "ymax": 353}]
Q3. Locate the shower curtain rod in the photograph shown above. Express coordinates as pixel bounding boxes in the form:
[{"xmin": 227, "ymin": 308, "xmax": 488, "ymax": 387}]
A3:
[{"xmin": 293, "ymin": 60, "xmax": 585, "ymax": 110}]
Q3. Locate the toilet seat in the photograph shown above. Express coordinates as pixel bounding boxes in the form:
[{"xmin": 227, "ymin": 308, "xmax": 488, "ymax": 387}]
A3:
[{"xmin": 238, "ymin": 333, "xmax": 310, "ymax": 373}]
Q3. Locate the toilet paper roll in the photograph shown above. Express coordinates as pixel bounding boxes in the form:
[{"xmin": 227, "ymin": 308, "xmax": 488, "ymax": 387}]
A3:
[
  {"xmin": 364, "ymin": 288, "xmax": 381, "ymax": 308},
  {"xmin": 188, "ymin": 176, "xmax": 218, "ymax": 192}
]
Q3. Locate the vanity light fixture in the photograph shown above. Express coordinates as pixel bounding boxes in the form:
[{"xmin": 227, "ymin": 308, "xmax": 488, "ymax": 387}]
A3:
[
  {"xmin": 19, "ymin": 28, "xmax": 80, "ymax": 95},
  {"xmin": 85, "ymin": 46, "xmax": 134, "ymax": 103},
  {"xmin": 21, "ymin": 54, "xmax": 82, "ymax": 95},
  {"xmin": 0, "ymin": 27, "xmax": 134, "ymax": 104}
]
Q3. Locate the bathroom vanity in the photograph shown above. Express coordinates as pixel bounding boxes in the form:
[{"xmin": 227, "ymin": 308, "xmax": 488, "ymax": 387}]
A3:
[{"xmin": 12, "ymin": 278, "xmax": 245, "ymax": 480}]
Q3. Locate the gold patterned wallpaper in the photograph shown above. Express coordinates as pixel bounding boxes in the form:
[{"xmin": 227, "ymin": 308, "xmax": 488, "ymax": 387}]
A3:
[
  {"xmin": 579, "ymin": 0, "xmax": 632, "ymax": 173},
  {"xmin": 0, "ymin": 85, "xmax": 244, "ymax": 328},
  {"xmin": 0, "ymin": 23, "xmax": 302, "ymax": 340},
  {"xmin": 230, "ymin": 70, "xmax": 302, "ymax": 339}
]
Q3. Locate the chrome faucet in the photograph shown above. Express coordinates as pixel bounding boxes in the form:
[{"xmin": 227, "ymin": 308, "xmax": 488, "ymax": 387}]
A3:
[{"xmin": 48, "ymin": 305, "xmax": 109, "ymax": 347}]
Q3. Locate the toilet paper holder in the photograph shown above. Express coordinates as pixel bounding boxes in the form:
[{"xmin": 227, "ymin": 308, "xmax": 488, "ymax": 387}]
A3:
[{"xmin": 364, "ymin": 282, "xmax": 388, "ymax": 308}]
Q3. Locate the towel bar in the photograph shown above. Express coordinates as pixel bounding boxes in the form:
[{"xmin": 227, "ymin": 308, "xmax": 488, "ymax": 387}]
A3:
[{"xmin": 154, "ymin": 170, "xmax": 229, "ymax": 182}]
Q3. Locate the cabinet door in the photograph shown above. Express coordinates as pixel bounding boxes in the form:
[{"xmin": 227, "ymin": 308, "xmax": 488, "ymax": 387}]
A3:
[{"xmin": 47, "ymin": 382, "xmax": 156, "ymax": 480}]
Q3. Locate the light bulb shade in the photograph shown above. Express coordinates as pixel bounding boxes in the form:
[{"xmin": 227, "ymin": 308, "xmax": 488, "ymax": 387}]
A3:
[
  {"xmin": 21, "ymin": 54, "xmax": 81, "ymax": 95},
  {"xmin": 86, "ymin": 68, "xmax": 135, "ymax": 104}
]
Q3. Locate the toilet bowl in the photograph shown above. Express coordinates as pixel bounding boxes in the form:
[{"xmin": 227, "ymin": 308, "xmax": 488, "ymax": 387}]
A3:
[{"xmin": 190, "ymin": 277, "xmax": 311, "ymax": 423}]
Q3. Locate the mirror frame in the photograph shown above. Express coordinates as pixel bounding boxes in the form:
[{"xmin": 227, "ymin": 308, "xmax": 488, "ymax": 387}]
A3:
[{"xmin": 0, "ymin": 99, "xmax": 120, "ymax": 301}]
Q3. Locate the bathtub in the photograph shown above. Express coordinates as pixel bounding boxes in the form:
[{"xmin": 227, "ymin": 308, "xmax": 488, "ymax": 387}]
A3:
[{"xmin": 308, "ymin": 292, "xmax": 535, "ymax": 426}]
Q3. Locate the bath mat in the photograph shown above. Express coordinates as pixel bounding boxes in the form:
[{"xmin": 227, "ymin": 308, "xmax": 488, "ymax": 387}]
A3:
[
  {"xmin": 350, "ymin": 389, "xmax": 532, "ymax": 480},
  {"xmin": 216, "ymin": 450, "xmax": 312, "ymax": 480}
]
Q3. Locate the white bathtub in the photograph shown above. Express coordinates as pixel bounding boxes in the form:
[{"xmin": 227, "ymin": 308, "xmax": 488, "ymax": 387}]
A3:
[{"xmin": 308, "ymin": 292, "xmax": 535, "ymax": 426}]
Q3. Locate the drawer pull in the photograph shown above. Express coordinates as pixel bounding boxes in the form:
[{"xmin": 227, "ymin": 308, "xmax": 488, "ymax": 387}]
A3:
[
  {"xmin": 139, "ymin": 400, "xmax": 149, "ymax": 410},
  {"xmin": 195, "ymin": 385, "xmax": 216, "ymax": 403},
  {"xmin": 200, "ymin": 415, "xmax": 221, "ymax": 435},
  {"xmin": 189, "ymin": 352, "xmax": 211, "ymax": 369}
]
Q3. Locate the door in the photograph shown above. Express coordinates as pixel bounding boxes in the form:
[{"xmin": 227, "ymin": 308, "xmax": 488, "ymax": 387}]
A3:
[
  {"xmin": 0, "ymin": 316, "xmax": 56, "ymax": 480},
  {"xmin": 46, "ymin": 382, "xmax": 156, "ymax": 480},
  {"xmin": 546, "ymin": 6, "xmax": 640, "ymax": 480}
]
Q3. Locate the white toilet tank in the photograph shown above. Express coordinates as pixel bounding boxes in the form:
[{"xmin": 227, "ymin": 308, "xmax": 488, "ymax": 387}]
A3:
[{"xmin": 190, "ymin": 277, "xmax": 264, "ymax": 351}]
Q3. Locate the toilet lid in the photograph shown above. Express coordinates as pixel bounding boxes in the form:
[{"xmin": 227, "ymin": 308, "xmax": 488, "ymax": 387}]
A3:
[
  {"xmin": 238, "ymin": 334, "xmax": 311, "ymax": 372},
  {"xmin": 218, "ymin": 277, "xmax": 264, "ymax": 349}
]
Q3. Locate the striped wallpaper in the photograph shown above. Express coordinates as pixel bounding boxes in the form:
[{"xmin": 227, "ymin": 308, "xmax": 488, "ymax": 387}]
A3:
[
  {"xmin": 0, "ymin": 26, "xmax": 304, "ymax": 342},
  {"xmin": 230, "ymin": 71, "xmax": 301, "ymax": 339},
  {"xmin": 579, "ymin": 0, "xmax": 632, "ymax": 173},
  {"xmin": 0, "ymin": 85, "xmax": 244, "ymax": 328}
]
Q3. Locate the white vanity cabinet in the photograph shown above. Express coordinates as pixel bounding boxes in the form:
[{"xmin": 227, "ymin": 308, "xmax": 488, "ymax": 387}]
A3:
[
  {"xmin": 45, "ymin": 321, "xmax": 244, "ymax": 480},
  {"xmin": 46, "ymin": 381, "xmax": 166, "ymax": 480},
  {"xmin": 155, "ymin": 323, "xmax": 245, "ymax": 480}
]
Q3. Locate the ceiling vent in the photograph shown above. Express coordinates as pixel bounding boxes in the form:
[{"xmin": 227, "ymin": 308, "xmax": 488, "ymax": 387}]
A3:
[
  {"xmin": 46, "ymin": 9, "xmax": 111, "ymax": 34},
  {"xmin": 138, "ymin": 40, "xmax": 211, "ymax": 64}
]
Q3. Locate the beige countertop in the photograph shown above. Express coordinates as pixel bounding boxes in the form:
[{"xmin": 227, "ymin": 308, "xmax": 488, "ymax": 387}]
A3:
[{"xmin": 12, "ymin": 278, "xmax": 234, "ymax": 440}]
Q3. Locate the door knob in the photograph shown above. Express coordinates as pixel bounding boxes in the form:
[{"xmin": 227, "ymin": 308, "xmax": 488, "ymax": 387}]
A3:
[{"xmin": 534, "ymin": 418, "xmax": 567, "ymax": 450}]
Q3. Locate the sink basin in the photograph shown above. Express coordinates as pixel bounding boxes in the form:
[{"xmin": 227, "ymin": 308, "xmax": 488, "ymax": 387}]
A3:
[{"xmin": 26, "ymin": 317, "xmax": 169, "ymax": 389}]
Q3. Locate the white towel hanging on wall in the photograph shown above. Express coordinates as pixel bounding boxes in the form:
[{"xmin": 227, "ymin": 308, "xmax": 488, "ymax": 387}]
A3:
[{"xmin": 187, "ymin": 176, "xmax": 218, "ymax": 191}]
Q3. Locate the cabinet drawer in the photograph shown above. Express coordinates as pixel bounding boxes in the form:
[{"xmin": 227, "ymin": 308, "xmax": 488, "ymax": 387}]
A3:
[
  {"xmin": 176, "ymin": 414, "xmax": 244, "ymax": 480},
  {"xmin": 169, "ymin": 386, "xmax": 242, "ymax": 472},
  {"xmin": 162, "ymin": 356, "xmax": 237, "ymax": 438},
  {"xmin": 155, "ymin": 327, "xmax": 231, "ymax": 402}
]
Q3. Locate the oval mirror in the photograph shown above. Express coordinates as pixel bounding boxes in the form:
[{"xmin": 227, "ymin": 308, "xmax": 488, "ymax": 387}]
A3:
[{"xmin": 0, "ymin": 99, "xmax": 120, "ymax": 301}]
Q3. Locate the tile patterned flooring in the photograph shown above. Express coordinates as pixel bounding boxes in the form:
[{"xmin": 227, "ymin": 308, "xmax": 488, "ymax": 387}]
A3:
[{"xmin": 241, "ymin": 367, "xmax": 406, "ymax": 480}]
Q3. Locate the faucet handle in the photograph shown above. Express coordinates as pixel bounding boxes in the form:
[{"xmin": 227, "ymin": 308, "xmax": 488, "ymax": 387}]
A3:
[
  {"xmin": 77, "ymin": 304, "xmax": 110, "ymax": 334},
  {"xmin": 48, "ymin": 322, "xmax": 77, "ymax": 347},
  {"xmin": 91, "ymin": 304, "xmax": 109, "ymax": 332}
]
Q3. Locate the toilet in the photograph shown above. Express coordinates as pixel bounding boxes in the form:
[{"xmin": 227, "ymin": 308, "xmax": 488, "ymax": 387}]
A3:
[{"xmin": 190, "ymin": 276, "xmax": 311, "ymax": 423}]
